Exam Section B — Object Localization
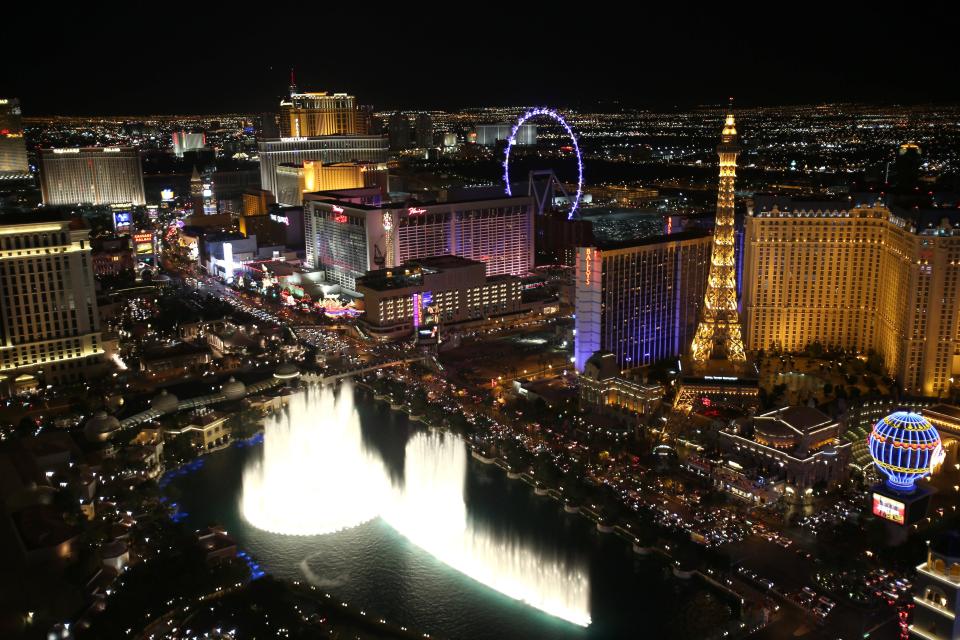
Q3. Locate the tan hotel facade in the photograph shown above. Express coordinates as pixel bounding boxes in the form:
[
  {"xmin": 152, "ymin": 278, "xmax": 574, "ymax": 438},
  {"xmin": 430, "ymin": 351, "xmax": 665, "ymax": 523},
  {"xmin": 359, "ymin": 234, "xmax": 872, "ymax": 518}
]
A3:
[{"xmin": 742, "ymin": 197, "xmax": 960, "ymax": 397}]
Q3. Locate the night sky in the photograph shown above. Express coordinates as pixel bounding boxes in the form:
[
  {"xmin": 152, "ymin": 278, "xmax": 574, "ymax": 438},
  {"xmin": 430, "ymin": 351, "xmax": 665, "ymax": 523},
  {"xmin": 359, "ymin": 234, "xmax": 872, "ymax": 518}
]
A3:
[{"xmin": 3, "ymin": 9, "xmax": 957, "ymax": 116}]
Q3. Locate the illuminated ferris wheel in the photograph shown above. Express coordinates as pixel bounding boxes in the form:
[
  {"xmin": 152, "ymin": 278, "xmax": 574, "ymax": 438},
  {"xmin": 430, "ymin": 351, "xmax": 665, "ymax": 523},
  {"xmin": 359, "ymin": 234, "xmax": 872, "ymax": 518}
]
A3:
[{"xmin": 503, "ymin": 107, "xmax": 584, "ymax": 220}]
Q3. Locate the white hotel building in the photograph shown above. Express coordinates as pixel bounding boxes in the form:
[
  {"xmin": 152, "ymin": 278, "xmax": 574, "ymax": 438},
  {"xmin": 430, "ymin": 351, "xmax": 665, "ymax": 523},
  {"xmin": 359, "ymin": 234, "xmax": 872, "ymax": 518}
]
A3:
[{"xmin": 303, "ymin": 193, "xmax": 534, "ymax": 290}]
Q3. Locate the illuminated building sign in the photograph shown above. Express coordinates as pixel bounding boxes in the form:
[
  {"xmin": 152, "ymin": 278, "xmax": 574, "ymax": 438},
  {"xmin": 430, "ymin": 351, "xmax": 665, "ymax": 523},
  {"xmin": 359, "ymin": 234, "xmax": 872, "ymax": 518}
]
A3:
[
  {"xmin": 872, "ymin": 493, "xmax": 906, "ymax": 525},
  {"xmin": 584, "ymin": 248, "xmax": 592, "ymax": 286},
  {"xmin": 270, "ymin": 213, "xmax": 290, "ymax": 226},
  {"xmin": 134, "ymin": 232, "xmax": 154, "ymax": 255},
  {"xmin": 113, "ymin": 211, "xmax": 132, "ymax": 233},
  {"xmin": 408, "ymin": 207, "xmax": 427, "ymax": 215},
  {"xmin": 52, "ymin": 148, "xmax": 80, "ymax": 154},
  {"xmin": 161, "ymin": 188, "xmax": 174, "ymax": 201},
  {"xmin": 382, "ymin": 211, "xmax": 393, "ymax": 232},
  {"xmin": 412, "ymin": 292, "xmax": 422, "ymax": 328}
]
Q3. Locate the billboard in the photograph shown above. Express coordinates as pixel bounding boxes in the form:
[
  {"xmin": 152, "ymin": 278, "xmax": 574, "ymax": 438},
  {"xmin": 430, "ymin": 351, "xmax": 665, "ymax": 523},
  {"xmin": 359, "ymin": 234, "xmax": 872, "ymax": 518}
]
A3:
[
  {"xmin": 134, "ymin": 232, "xmax": 154, "ymax": 255},
  {"xmin": 113, "ymin": 210, "xmax": 132, "ymax": 233},
  {"xmin": 412, "ymin": 291, "xmax": 438, "ymax": 344},
  {"xmin": 872, "ymin": 493, "xmax": 905, "ymax": 525}
]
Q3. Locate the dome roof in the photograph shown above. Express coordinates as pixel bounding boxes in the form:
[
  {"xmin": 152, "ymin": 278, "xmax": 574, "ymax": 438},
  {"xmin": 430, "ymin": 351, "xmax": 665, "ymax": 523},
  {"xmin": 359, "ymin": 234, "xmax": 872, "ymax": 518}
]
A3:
[
  {"xmin": 274, "ymin": 362, "xmax": 300, "ymax": 380},
  {"xmin": 753, "ymin": 417, "xmax": 800, "ymax": 446},
  {"xmin": 84, "ymin": 411, "xmax": 120, "ymax": 442},
  {"xmin": 222, "ymin": 377, "xmax": 247, "ymax": 401},
  {"xmin": 151, "ymin": 390, "xmax": 179, "ymax": 413},
  {"xmin": 868, "ymin": 411, "xmax": 944, "ymax": 493}
]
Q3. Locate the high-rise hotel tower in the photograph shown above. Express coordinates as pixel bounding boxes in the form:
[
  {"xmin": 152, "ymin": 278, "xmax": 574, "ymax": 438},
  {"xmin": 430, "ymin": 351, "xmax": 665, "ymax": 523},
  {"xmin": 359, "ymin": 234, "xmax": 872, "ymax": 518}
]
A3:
[
  {"xmin": 279, "ymin": 92, "xmax": 357, "ymax": 138},
  {"xmin": 0, "ymin": 212, "xmax": 104, "ymax": 394},
  {"xmin": 39, "ymin": 147, "xmax": 146, "ymax": 206},
  {"xmin": 259, "ymin": 88, "xmax": 388, "ymax": 198},
  {"xmin": 743, "ymin": 196, "xmax": 960, "ymax": 398},
  {"xmin": 574, "ymin": 232, "xmax": 712, "ymax": 372},
  {"xmin": 0, "ymin": 97, "xmax": 30, "ymax": 178},
  {"xmin": 689, "ymin": 109, "xmax": 747, "ymax": 366}
]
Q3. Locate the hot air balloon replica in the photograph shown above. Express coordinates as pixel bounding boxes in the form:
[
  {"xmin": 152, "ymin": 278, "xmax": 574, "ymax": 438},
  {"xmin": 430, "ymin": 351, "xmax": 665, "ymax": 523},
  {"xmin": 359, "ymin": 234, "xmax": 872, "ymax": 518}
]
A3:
[{"xmin": 868, "ymin": 411, "xmax": 944, "ymax": 531}]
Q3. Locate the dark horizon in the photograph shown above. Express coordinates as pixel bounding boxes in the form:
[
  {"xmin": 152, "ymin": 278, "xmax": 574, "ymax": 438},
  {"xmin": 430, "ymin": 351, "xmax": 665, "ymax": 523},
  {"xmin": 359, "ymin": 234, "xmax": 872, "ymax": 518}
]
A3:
[{"xmin": 4, "ymin": 9, "xmax": 958, "ymax": 117}]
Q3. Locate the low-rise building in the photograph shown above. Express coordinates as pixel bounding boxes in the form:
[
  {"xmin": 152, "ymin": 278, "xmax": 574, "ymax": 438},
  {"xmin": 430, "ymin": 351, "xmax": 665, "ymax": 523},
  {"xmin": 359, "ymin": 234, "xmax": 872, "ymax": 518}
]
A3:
[
  {"xmin": 196, "ymin": 525, "xmax": 237, "ymax": 564},
  {"xmin": 139, "ymin": 342, "xmax": 212, "ymax": 376},
  {"xmin": 719, "ymin": 406, "xmax": 851, "ymax": 501},
  {"xmin": 167, "ymin": 407, "xmax": 231, "ymax": 451},
  {"xmin": 910, "ymin": 531, "xmax": 960, "ymax": 640},
  {"xmin": 355, "ymin": 255, "xmax": 526, "ymax": 341},
  {"xmin": 579, "ymin": 351, "xmax": 663, "ymax": 415},
  {"xmin": 91, "ymin": 237, "xmax": 135, "ymax": 276}
]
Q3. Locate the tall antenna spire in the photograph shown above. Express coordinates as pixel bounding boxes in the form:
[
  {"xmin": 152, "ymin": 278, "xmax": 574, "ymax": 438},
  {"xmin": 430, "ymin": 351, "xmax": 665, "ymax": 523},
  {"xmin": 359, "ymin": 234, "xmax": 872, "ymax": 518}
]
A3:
[{"xmin": 289, "ymin": 67, "xmax": 298, "ymax": 96}]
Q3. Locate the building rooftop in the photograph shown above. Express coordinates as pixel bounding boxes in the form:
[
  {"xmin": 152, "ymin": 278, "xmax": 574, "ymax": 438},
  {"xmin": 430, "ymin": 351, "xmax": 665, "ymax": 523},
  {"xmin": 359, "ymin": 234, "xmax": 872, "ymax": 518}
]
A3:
[
  {"xmin": 357, "ymin": 255, "xmax": 486, "ymax": 292},
  {"xmin": 245, "ymin": 260, "xmax": 306, "ymax": 277},
  {"xmin": 926, "ymin": 403, "xmax": 960, "ymax": 422},
  {"xmin": 592, "ymin": 229, "xmax": 710, "ymax": 251},
  {"xmin": 759, "ymin": 406, "xmax": 835, "ymax": 434},
  {"xmin": 11, "ymin": 504, "xmax": 80, "ymax": 551},
  {"xmin": 305, "ymin": 193, "xmax": 531, "ymax": 212}
]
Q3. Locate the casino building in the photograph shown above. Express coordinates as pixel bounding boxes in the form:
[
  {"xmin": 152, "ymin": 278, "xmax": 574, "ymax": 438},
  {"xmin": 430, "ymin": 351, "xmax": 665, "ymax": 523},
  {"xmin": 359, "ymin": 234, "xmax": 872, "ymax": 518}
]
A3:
[
  {"xmin": 257, "ymin": 136, "xmax": 389, "ymax": 197},
  {"xmin": 39, "ymin": 147, "xmax": 145, "ymax": 206},
  {"xmin": 303, "ymin": 192, "xmax": 534, "ymax": 291},
  {"xmin": 0, "ymin": 212, "xmax": 105, "ymax": 395},
  {"xmin": 718, "ymin": 406, "xmax": 851, "ymax": 500},
  {"xmin": 742, "ymin": 196, "xmax": 960, "ymax": 397},
  {"xmin": 0, "ymin": 97, "xmax": 29, "ymax": 178},
  {"xmin": 574, "ymin": 230, "xmax": 712, "ymax": 372},
  {"xmin": 274, "ymin": 161, "xmax": 388, "ymax": 206},
  {"xmin": 355, "ymin": 255, "xmax": 525, "ymax": 341}
]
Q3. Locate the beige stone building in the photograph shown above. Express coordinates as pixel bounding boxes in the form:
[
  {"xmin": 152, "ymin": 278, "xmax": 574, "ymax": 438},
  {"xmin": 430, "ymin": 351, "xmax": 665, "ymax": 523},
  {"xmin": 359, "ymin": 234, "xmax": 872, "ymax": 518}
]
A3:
[{"xmin": 742, "ymin": 198, "xmax": 960, "ymax": 397}]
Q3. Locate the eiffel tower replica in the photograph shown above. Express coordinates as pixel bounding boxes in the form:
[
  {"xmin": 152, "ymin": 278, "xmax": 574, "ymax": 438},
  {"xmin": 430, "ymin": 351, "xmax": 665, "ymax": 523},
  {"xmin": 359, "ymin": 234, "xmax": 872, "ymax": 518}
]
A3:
[{"xmin": 676, "ymin": 104, "xmax": 758, "ymax": 410}]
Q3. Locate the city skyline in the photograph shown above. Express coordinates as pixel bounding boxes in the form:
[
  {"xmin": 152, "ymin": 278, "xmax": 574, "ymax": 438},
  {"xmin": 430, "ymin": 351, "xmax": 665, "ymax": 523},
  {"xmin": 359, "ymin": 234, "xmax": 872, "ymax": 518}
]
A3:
[{"xmin": 3, "ymin": 14, "xmax": 960, "ymax": 639}]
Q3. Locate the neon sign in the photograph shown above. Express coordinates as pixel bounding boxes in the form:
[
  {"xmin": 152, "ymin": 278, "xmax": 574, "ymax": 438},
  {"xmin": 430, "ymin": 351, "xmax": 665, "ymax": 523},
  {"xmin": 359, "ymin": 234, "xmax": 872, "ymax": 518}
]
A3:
[
  {"xmin": 408, "ymin": 207, "xmax": 427, "ymax": 215},
  {"xmin": 270, "ymin": 213, "xmax": 290, "ymax": 226},
  {"xmin": 872, "ymin": 493, "xmax": 905, "ymax": 525},
  {"xmin": 330, "ymin": 205, "xmax": 348, "ymax": 224},
  {"xmin": 412, "ymin": 293, "xmax": 422, "ymax": 328},
  {"xmin": 584, "ymin": 248, "xmax": 592, "ymax": 286}
]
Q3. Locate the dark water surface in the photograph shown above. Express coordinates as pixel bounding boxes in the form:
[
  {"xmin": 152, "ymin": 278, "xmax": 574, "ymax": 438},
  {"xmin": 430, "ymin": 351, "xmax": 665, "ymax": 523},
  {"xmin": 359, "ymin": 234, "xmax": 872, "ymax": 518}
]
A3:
[{"xmin": 166, "ymin": 391, "xmax": 715, "ymax": 639}]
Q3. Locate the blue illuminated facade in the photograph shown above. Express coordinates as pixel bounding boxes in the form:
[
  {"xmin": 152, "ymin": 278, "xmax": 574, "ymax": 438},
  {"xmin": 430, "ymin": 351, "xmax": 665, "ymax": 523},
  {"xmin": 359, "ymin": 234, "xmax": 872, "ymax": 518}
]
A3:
[{"xmin": 574, "ymin": 232, "xmax": 711, "ymax": 372}]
